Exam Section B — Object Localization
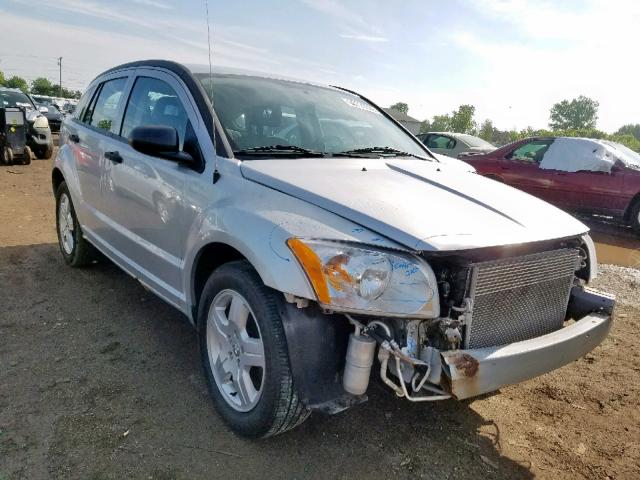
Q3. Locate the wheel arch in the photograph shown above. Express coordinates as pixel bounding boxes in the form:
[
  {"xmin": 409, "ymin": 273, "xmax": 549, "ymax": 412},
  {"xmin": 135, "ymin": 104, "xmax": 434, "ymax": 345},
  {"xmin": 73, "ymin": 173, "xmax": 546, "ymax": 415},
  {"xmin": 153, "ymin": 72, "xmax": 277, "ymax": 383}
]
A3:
[
  {"xmin": 189, "ymin": 242, "xmax": 253, "ymax": 323},
  {"xmin": 623, "ymin": 192, "xmax": 640, "ymax": 222},
  {"xmin": 52, "ymin": 167, "xmax": 65, "ymax": 195}
]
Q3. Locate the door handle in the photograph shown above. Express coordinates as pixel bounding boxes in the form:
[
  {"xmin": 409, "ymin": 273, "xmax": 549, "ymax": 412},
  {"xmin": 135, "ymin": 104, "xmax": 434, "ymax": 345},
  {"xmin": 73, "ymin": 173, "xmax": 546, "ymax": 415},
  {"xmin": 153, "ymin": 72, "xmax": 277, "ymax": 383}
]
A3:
[
  {"xmin": 105, "ymin": 151, "xmax": 123, "ymax": 164},
  {"xmin": 69, "ymin": 134, "xmax": 79, "ymax": 143}
]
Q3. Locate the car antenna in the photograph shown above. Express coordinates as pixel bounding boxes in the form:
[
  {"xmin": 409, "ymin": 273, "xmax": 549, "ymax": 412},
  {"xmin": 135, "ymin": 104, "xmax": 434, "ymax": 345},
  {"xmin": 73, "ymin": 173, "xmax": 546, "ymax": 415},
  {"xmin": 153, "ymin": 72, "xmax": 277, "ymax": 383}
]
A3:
[{"xmin": 204, "ymin": 0, "xmax": 220, "ymax": 184}]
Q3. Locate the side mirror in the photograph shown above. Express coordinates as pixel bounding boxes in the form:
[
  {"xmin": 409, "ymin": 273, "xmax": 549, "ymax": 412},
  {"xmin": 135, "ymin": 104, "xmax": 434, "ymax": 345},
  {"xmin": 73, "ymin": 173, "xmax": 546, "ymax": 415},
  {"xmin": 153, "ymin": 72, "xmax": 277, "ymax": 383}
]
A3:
[
  {"xmin": 129, "ymin": 125, "xmax": 193, "ymax": 164},
  {"xmin": 38, "ymin": 106, "xmax": 49, "ymax": 113}
]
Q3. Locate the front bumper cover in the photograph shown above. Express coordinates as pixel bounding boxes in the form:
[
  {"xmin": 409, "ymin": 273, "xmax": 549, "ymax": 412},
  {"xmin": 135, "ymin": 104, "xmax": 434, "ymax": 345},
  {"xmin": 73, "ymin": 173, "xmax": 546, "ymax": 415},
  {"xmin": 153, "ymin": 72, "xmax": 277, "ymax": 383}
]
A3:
[
  {"xmin": 441, "ymin": 287, "xmax": 614, "ymax": 400},
  {"xmin": 28, "ymin": 125, "xmax": 52, "ymax": 148}
]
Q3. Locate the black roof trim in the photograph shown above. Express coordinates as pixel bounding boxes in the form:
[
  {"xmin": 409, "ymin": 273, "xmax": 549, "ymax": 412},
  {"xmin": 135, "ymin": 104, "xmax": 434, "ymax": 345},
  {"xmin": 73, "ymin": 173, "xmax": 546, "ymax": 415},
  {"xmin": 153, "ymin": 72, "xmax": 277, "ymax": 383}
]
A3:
[{"xmin": 98, "ymin": 60, "xmax": 216, "ymax": 146}]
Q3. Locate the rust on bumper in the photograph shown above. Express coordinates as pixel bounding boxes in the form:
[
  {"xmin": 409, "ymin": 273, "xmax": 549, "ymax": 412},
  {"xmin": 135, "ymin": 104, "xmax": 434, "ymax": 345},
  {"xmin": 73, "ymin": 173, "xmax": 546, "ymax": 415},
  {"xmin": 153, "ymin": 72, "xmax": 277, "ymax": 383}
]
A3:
[{"xmin": 440, "ymin": 288, "xmax": 614, "ymax": 400}]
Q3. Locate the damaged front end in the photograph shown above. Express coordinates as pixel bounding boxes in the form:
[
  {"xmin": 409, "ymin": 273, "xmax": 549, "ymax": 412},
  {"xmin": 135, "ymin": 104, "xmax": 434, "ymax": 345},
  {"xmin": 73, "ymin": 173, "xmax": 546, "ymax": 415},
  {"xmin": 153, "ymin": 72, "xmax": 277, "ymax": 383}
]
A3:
[
  {"xmin": 344, "ymin": 238, "xmax": 615, "ymax": 402},
  {"xmin": 283, "ymin": 235, "xmax": 614, "ymax": 411}
]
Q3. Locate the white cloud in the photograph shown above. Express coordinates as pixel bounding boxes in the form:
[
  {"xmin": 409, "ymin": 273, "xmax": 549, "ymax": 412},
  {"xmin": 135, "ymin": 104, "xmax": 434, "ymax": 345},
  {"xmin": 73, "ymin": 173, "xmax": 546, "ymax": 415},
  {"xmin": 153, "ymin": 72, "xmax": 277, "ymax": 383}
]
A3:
[
  {"xmin": 339, "ymin": 34, "xmax": 388, "ymax": 43},
  {"xmin": 132, "ymin": 0, "xmax": 172, "ymax": 9},
  {"xmin": 446, "ymin": 0, "xmax": 640, "ymax": 132}
]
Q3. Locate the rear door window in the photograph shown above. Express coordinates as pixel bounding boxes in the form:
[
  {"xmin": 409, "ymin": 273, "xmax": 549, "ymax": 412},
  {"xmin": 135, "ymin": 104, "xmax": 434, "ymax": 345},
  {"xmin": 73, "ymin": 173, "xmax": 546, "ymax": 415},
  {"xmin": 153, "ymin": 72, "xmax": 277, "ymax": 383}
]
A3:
[
  {"xmin": 87, "ymin": 78, "xmax": 127, "ymax": 134},
  {"xmin": 427, "ymin": 134, "xmax": 456, "ymax": 150}
]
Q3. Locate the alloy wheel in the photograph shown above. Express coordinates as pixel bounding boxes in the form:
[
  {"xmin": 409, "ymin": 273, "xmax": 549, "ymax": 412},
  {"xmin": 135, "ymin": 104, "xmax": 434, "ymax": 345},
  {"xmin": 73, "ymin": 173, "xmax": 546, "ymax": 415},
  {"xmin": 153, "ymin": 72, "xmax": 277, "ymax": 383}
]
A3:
[{"xmin": 206, "ymin": 289, "xmax": 266, "ymax": 412}]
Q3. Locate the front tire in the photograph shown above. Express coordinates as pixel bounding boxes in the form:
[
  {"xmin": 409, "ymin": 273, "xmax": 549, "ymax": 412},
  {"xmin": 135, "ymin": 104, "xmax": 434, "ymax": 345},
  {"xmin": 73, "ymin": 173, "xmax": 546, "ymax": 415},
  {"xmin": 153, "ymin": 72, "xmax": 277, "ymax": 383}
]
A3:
[
  {"xmin": 55, "ymin": 181, "xmax": 96, "ymax": 267},
  {"xmin": 21, "ymin": 146, "xmax": 32, "ymax": 165},
  {"xmin": 198, "ymin": 261, "xmax": 309, "ymax": 438},
  {"xmin": 2, "ymin": 146, "xmax": 13, "ymax": 165}
]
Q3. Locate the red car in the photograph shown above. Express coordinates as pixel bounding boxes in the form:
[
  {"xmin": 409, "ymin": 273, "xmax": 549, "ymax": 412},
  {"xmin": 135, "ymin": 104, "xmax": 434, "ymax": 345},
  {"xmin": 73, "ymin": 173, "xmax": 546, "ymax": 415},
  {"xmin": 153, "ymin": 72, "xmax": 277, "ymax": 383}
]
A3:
[{"xmin": 464, "ymin": 136, "xmax": 640, "ymax": 232}]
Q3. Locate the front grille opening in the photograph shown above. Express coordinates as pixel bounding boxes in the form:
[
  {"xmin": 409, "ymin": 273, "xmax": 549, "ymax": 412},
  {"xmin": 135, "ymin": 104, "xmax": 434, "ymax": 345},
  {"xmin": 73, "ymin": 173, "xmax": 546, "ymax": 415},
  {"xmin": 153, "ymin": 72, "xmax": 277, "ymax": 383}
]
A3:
[{"xmin": 465, "ymin": 248, "xmax": 579, "ymax": 349}]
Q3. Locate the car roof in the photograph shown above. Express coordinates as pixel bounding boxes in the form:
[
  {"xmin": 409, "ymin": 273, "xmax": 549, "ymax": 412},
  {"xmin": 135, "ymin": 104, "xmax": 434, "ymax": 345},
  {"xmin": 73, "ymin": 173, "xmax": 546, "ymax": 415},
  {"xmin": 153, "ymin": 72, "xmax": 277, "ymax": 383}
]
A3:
[
  {"xmin": 98, "ymin": 59, "xmax": 335, "ymax": 91},
  {"xmin": 0, "ymin": 87, "xmax": 26, "ymax": 93}
]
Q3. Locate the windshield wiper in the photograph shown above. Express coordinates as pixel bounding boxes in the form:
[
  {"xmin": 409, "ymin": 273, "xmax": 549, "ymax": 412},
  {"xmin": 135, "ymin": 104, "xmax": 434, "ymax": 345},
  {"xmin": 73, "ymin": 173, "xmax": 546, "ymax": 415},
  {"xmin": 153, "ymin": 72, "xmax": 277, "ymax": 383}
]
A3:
[
  {"xmin": 336, "ymin": 146, "xmax": 427, "ymax": 159},
  {"xmin": 233, "ymin": 145, "xmax": 327, "ymax": 158}
]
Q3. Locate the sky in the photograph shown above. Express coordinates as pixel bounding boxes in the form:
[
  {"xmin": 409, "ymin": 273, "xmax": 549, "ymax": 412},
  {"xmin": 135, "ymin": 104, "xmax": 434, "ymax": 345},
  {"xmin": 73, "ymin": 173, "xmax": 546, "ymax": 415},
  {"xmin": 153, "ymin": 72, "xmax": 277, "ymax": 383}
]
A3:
[{"xmin": 0, "ymin": 0, "xmax": 638, "ymax": 132}]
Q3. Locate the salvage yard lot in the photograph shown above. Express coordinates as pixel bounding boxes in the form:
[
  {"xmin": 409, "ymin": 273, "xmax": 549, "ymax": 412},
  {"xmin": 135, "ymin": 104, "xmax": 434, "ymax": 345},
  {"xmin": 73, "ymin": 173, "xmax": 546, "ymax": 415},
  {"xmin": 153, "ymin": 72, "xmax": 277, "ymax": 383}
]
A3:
[{"xmin": 1, "ymin": 148, "xmax": 639, "ymax": 480}]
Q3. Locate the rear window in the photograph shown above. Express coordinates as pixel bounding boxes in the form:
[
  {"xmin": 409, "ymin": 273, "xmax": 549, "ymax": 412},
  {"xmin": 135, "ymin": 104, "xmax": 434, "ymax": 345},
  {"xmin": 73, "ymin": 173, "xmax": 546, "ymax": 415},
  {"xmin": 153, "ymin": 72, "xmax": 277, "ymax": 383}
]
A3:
[{"xmin": 458, "ymin": 134, "xmax": 494, "ymax": 148}]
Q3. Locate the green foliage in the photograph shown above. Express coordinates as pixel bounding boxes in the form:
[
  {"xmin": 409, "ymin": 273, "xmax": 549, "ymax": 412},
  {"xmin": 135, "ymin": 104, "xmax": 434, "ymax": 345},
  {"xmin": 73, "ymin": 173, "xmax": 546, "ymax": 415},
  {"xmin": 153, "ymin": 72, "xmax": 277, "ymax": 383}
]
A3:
[
  {"xmin": 615, "ymin": 124, "xmax": 640, "ymax": 142},
  {"xmin": 549, "ymin": 95, "xmax": 599, "ymax": 130},
  {"xmin": 422, "ymin": 105, "xmax": 476, "ymax": 135},
  {"xmin": 0, "ymin": 70, "xmax": 5, "ymax": 86},
  {"xmin": 419, "ymin": 119, "xmax": 431, "ymax": 134},
  {"xmin": 30, "ymin": 77, "xmax": 55, "ymax": 95},
  {"xmin": 478, "ymin": 119, "xmax": 495, "ymax": 141},
  {"xmin": 389, "ymin": 102, "xmax": 409, "ymax": 114},
  {"xmin": 4, "ymin": 76, "xmax": 29, "ymax": 93},
  {"xmin": 430, "ymin": 114, "xmax": 452, "ymax": 132},
  {"xmin": 450, "ymin": 104, "xmax": 476, "ymax": 134},
  {"xmin": 610, "ymin": 133, "xmax": 640, "ymax": 152}
]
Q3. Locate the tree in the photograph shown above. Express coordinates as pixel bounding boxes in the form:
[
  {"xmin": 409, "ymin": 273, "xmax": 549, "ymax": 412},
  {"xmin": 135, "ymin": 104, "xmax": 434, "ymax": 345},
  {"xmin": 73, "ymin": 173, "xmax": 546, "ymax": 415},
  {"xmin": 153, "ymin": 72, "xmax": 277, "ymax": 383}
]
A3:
[
  {"xmin": 450, "ymin": 104, "xmax": 476, "ymax": 134},
  {"xmin": 0, "ymin": 70, "xmax": 5, "ymax": 86},
  {"xmin": 478, "ymin": 119, "xmax": 496, "ymax": 142},
  {"xmin": 5, "ymin": 76, "xmax": 29, "ymax": 93},
  {"xmin": 389, "ymin": 102, "xmax": 409, "ymax": 114},
  {"xmin": 549, "ymin": 95, "xmax": 599, "ymax": 130},
  {"xmin": 615, "ymin": 124, "xmax": 640, "ymax": 142},
  {"xmin": 430, "ymin": 114, "xmax": 452, "ymax": 132},
  {"xmin": 31, "ymin": 77, "xmax": 55, "ymax": 96},
  {"xmin": 419, "ymin": 119, "xmax": 431, "ymax": 134}
]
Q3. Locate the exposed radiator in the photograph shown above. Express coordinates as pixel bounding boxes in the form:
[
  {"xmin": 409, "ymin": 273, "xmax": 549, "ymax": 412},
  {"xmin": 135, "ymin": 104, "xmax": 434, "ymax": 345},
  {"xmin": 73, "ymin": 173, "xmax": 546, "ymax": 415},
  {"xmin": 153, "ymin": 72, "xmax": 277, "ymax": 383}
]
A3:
[{"xmin": 465, "ymin": 248, "xmax": 579, "ymax": 349}]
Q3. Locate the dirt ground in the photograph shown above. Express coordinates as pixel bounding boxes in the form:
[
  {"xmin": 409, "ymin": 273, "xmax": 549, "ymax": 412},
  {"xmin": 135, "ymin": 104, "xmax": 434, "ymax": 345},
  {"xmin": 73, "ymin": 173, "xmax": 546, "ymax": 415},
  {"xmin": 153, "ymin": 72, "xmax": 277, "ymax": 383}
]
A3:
[{"xmin": 1, "ymin": 148, "xmax": 639, "ymax": 480}]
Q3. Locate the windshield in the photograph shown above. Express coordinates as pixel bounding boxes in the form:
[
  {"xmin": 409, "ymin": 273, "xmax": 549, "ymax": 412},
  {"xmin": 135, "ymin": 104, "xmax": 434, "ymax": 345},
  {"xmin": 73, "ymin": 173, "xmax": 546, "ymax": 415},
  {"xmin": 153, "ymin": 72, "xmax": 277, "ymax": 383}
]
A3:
[
  {"xmin": 458, "ymin": 133, "xmax": 494, "ymax": 148},
  {"xmin": 602, "ymin": 140, "xmax": 640, "ymax": 168},
  {"xmin": 196, "ymin": 74, "xmax": 428, "ymax": 159},
  {"xmin": 0, "ymin": 90, "xmax": 35, "ymax": 110}
]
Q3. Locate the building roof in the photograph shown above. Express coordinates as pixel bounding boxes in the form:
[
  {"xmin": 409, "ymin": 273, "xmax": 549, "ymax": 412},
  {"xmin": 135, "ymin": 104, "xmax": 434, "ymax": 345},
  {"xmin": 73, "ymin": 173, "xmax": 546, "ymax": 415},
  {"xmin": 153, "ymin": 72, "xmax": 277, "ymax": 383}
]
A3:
[{"xmin": 383, "ymin": 108, "xmax": 421, "ymax": 124}]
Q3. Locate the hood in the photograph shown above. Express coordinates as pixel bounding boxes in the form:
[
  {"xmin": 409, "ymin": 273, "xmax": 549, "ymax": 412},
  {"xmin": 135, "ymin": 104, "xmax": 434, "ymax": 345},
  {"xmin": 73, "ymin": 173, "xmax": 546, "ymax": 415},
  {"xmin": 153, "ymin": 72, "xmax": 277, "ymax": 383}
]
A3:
[
  {"xmin": 240, "ymin": 158, "xmax": 588, "ymax": 251},
  {"xmin": 432, "ymin": 152, "xmax": 475, "ymax": 173}
]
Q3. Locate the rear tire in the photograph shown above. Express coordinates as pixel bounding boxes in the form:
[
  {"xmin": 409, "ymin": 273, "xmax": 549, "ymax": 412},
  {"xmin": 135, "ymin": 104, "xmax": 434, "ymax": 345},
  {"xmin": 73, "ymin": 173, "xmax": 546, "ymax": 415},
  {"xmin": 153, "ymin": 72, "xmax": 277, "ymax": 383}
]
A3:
[
  {"xmin": 198, "ymin": 260, "xmax": 309, "ymax": 438},
  {"xmin": 630, "ymin": 199, "xmax": 640, "ymax": 233},
  {"xmin": 2, "ymin": 147, "xmax": 13, "ymax": 165},
  {"xmin": 55, "ymin": 181, "xmax": 96, "ymax": 267}
]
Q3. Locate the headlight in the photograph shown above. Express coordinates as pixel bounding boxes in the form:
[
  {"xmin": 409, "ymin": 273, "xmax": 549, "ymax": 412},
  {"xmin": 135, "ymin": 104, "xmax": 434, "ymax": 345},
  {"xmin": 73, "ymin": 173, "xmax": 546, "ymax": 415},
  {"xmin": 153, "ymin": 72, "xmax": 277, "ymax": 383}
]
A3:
[
  {"xmin": 287, "ymin": 238, "xmax": 439, "ymax": 318},
  {"xmin": 33, "ymin": 115, "xmax": 49, "ymax": 129}
]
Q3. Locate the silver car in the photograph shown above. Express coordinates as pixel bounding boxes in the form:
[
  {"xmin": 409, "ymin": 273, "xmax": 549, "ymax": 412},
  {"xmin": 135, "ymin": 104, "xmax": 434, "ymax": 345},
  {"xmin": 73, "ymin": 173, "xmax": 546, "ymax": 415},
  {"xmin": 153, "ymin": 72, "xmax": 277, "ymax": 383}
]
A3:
[
  {"xmin": 53, "ymin": 60, "xmax": 614, "ymax": 438},
  {"xmin": 418, "ymin": 131, "xmax": 496, "ymax": 158}
]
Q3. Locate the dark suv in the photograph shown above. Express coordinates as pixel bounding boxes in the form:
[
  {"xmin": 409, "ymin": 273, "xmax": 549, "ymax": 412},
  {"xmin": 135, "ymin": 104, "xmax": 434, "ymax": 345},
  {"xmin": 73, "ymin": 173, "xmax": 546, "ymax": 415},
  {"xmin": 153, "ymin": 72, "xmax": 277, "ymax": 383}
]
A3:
[{"xmin": 0, "ymin": 87, "xmax": 54, "ymax": 159}]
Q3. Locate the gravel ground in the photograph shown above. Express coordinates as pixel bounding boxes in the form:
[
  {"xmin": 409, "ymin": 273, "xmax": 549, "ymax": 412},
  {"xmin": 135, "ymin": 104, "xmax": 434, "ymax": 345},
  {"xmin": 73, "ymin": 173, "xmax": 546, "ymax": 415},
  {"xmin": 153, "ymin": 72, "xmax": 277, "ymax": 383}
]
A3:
[{"xmin": 1, "ymin": 152, "xmax": 639, "ymax": 479}]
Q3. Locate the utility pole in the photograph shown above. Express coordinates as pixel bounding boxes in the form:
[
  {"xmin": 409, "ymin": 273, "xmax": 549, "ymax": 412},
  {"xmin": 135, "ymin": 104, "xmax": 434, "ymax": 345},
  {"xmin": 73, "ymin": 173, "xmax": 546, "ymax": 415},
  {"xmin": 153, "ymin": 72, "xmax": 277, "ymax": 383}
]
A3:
[{"xmin": 58, "ymin": 57, "xmax": 63, "ymax": 97}]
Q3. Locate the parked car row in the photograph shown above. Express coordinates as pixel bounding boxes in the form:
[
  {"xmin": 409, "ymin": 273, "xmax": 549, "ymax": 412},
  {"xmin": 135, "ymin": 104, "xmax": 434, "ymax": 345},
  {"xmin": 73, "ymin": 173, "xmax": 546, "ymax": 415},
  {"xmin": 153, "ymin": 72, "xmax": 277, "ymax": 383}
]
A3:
[
  {"xmin": 52, "ymin": 60, "xmax": 613, "ymax": 438},
  {"xmin": 413, "ymin": 129, "xmax": 640, "ymax": 233}
]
